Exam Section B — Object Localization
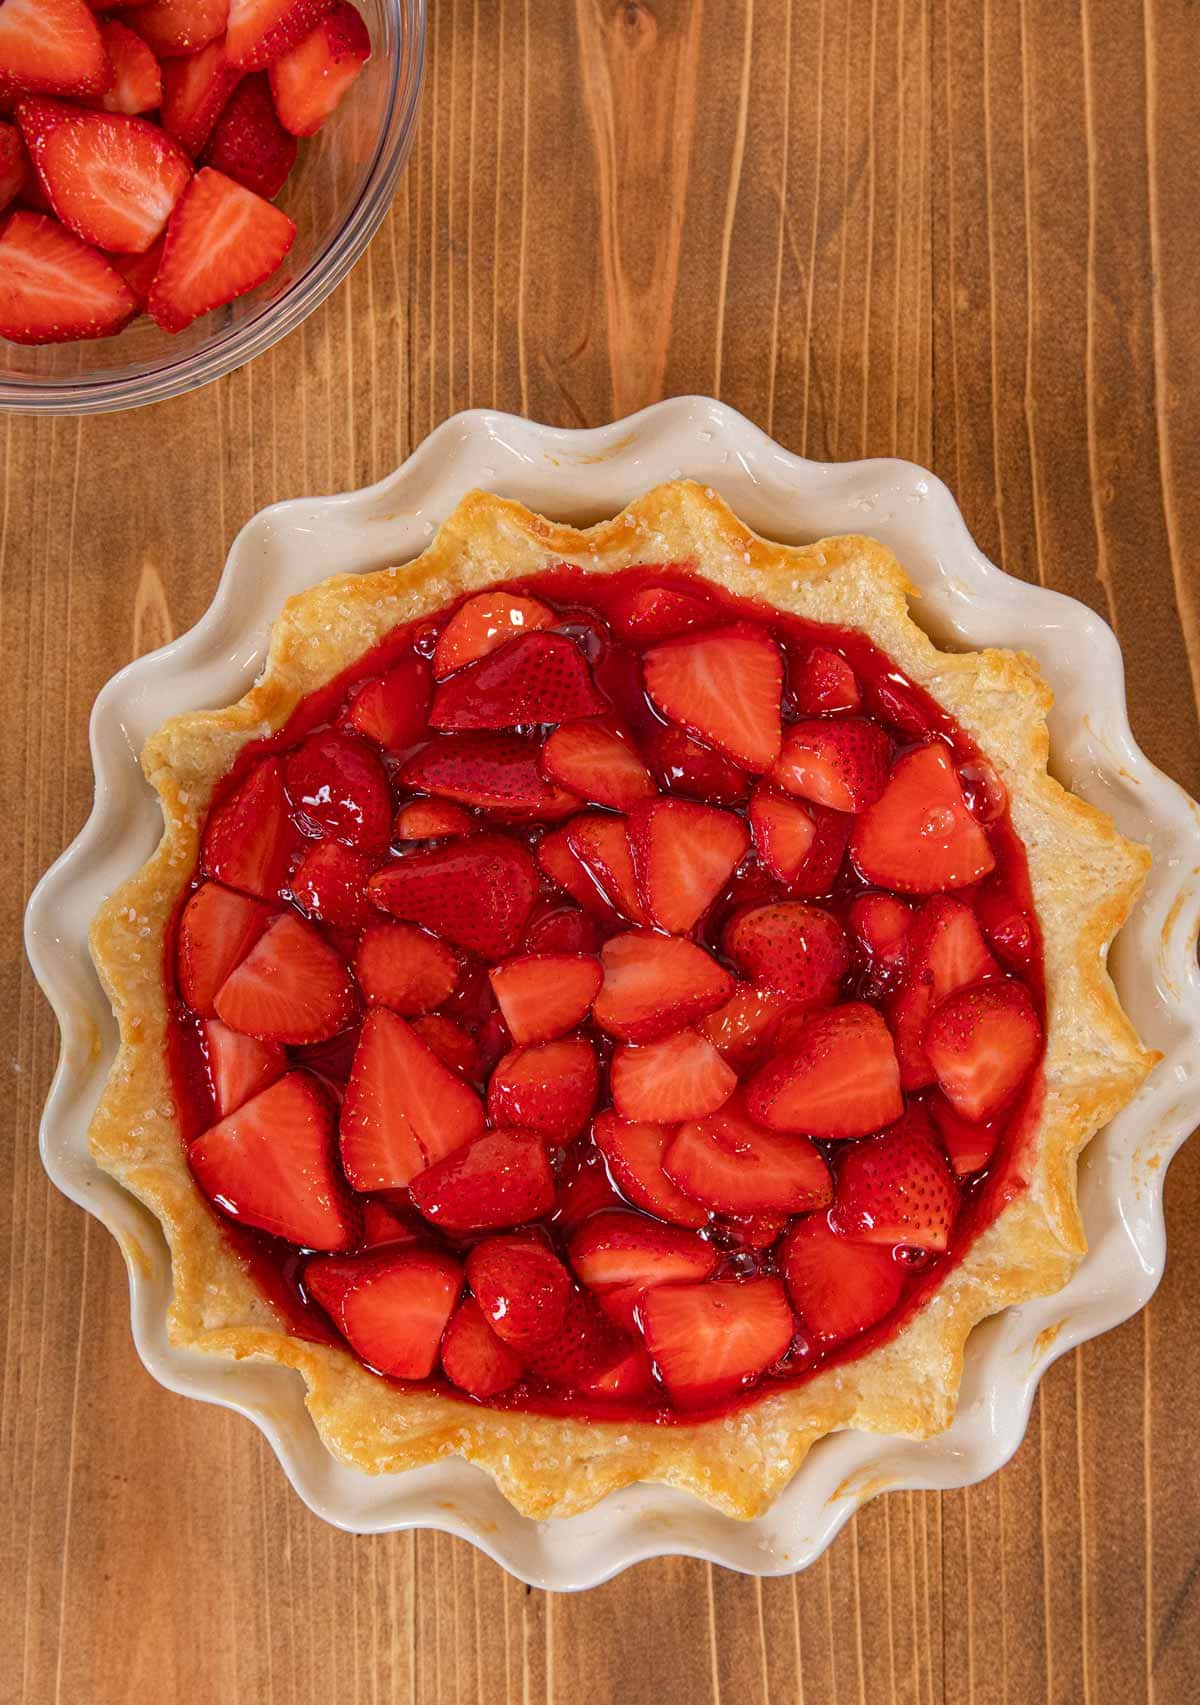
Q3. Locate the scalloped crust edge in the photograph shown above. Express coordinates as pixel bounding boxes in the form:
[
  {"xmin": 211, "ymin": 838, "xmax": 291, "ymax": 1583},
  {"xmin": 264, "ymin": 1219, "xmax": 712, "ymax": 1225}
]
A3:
[{"xmin": 86, "ymin": 480, "xmax": 1157, "ymax": 1521}]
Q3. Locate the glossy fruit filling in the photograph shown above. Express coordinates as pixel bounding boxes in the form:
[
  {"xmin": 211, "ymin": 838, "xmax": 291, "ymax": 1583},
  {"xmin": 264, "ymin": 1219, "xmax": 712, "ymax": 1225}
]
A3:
[{"xmin": 165, "ymin": 562, "xmax": 1046, "ymax": 1420}]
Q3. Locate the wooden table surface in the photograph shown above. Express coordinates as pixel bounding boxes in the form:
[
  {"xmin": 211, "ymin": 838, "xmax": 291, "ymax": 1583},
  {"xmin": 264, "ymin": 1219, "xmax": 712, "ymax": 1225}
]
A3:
[{"xmin": 4, "ymin": 2, "xmax": 1199, "ymax": 1701}]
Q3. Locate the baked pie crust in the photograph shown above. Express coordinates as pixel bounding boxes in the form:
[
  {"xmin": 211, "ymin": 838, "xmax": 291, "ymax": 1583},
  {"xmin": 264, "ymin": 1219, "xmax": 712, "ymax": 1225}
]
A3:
[{"xmin": 87, "ymin": 481, "xmax": 1156, "ymax": 1519}]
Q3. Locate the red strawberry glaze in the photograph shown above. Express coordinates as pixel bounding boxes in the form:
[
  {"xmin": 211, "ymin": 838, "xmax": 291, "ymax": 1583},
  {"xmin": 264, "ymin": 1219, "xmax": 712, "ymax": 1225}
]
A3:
[{"xmin": 163, "ymin": 562, "xmax": 1046, "ymax": 1422}]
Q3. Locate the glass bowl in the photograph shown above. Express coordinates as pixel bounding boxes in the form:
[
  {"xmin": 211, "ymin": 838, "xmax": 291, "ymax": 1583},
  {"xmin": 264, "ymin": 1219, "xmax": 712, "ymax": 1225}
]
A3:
[{"xmin": 0, "ymin": 0, "xmax": 425, "ymax": 415}]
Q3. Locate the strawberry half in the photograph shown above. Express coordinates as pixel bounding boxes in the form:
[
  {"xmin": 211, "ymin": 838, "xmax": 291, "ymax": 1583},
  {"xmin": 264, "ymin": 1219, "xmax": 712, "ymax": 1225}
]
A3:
[
  {"xmin": 581, "ymin": 1346, "xmax": 657, "ymax": 1402},
  {"xmin": 410, "ymin": 1128, "xmax": 555, "ymax": 1233},
  {"xmin": 226, "ymin": 0, "xmax": 337, "ymax": 69},
  {"xmin": 829, "ymin": 1108, "xmax": 960, "ymax": 1252},
  {"xmin": 394, "ymin": 798, "xmax": 473, "ymax": 840},
  {"xmin": 201, "ymin": 758, "xmax": 296, "ymax": 901},
  {"xmin": 358, "ymin": 1197, "xmax": 424, "ymax": 1250},
  {"xmin": 780, "ymin": 1213, "xmax": 905, "ymax": 1341},
  {"xmin": 440, "ymin": 1296, "xmax": 524, "ymax": 1398},
  {"xmin": 339, "ymin": 1008, "xmax": 485, "ymax": 1190},
  {"xmin": 290, "ymin": 839, "xmax": 376, "ymax": 929},
  {"xmin": 610, "ymin": 1030, "xmax": 736, "ymax": 1125},
  {"xmin": 592, "ymin": 1111, "xmax": 708, "ymax": 1229},
  {"xmin": 177, "ymin": 880, "xmax": 274, "ymax": 1014},
  {"xmin": 201, "ymin": 1016, "xmax": 285, "ymax": 1117},
  {"xmin": 284, "ymin": 728, "xmax": 392, "ymax": 850},
  {"xmin": 19, "ymin": 99, "xmax": 191, "ymax": 254},
  {"xmin": 923, "ymin": 978, "xmax": 1042, "ymax": 1121},
  {"xmin": 850, "ymin": 742, "xmax": 997, "ymax": 893},
  {"xmin": 785, "ymin": 800, "xmax": 852, "ymax": 897},
  {"xmin": 201, "ymin": 72, "xmax": 298, "ymax": 200},
  {"xmin": 409, "ymin": 1014, "xmax": 480, "ymax": 1078},
  {"xmin": 98, "ymin": 21, "xmax": 161, "ymax": 115},
  {"xmin": 746, "ymin": 1001, "xmax": 903, "ymax": 1138},
  {"xmin": 354, "ymin": 919, "xmax": 459, "ymax": 1015},
  {"xmin": 339, "ymin": 652, "xmax": 430, "ymax": 750},
  {"xmin": 148, "ymin": 166, "xmax": 296, "ymax": 331},
  {"xmin": 535, "ymin": 824, "xmax": 615, "ymax": 913},
  {"xmin": 592, "ymin": 931, "xmax": 734, "ymax": 1043},
  {"xmin": 540, "ymin": 718, "xmax": 655, "ymax": 813},
  {"xmin": 160, "ymin": 38, "xmax": 242, "ymax": 156},
  {"xmin": 698, "ymin": 983, "xmax": 792, "ymax": 1067},
  {"xmin": 0, "ymin": 122, "xmax": 30, "ymax": 213},
  {"xmin": 433, "ymin": 591, "xmax": 554, "ymax": 678},
  {"xmin": 643, "ymin": 623, "xmax": 783, "ymax": 773},
  {"xmin": 569, "ymin": 1211, "xmax": 717, "ymax": 1314},
  {"xmin": 641, "ymin": 1278, "xmax": 794, "ymax": 1409},
  {"xmin": 109, "ymin": 233, "xmax": 163, "ymax": 305},
  {"xmin": 214, "ymin": 911, "xmax": 356, "ymax": 1043},
  {"xmin": 117, "ymin": 0, "xmax": 229, "ymax": 59},
  {"xmin": 552, "ymin": 1142, "xmax": 625, "ymax": 1229},
  {"xmin": 609, "ymin": 581, "xmax": 716, "ymax": 644},
  {"xmin": 887, "ymin": 896, "xmax": 998, "ymax": 1090},
  {"xmin": 772, "ymin": 717, "xmax": 891, "ymax": 813},
  {"xmin": 190, "ymin": 1071, "xmax": 355, "ymax": 1250},
  {"xmin": 565, "ymin": 813, "xmax": 646, "ymax": 922},
  {"xmin": 791, "ymin": 646, "xmax": 862, "ymax": 715},
  {"xmin": 269, "ymin": 0, "xmax": 370, "ymax": 136},
  {"xmin": 523, "ymin": 1285, "xmax": 631, "ymax": 1390},
  {"xmin": 723, "ymin": 902, "xmax": 850, "ymax": 1006},
  {"xmin": 847, "ymin": 892, "xmax": 912, "ymax": 988},
  {"xmin": 522, "ymin": 904, "xmax": 600, "ymax": 956},
  {"xmin": 627, "ymin": 798, "xmax": 749, "ymax": 934},
  {"xmin": 400, "ymin": 732, "xmax": 555, "ymax": 811},
  {"xmin": 645, "ymin": 723, "xmax": 750, "ymax": 806},
  {"xmin": 748, "ymin": 787, "xmax": 817, "ymax": 884},
  {"xmin": 663, "ymin": 1099, "xmax": 831, "ymax": 1215},
  {"xmin": 465, "ymin": 1234, "xmax": 571, "ymax": 1350},
  {"xmin": 430, "ymin": 632, "xmax": 605, "ymax": 731},
  {"xmin": 368, "ymin": 833, "xmax": 538, "ymax": 959},
  {"xmin": 0, "ymin": 0, "xmax": 108, "ymax": 98},
  {"xmin": 0, "ymin": 210, "xmax": 138, "ymax": 343},
  {"xmin": 488, "ymin": 952, "xmax": 602, "ymax": 1044},
  {"xmin": 929, "ymin": 1091, "xmax": 1001, "ymax": 1176},
  {"xmin": 305, "ymin": 1247, "xmax": 462, "ymax": 1379},
  {"xmin": 486, "ymin": 1036, "xmax": 599, "ymax": 1141}
]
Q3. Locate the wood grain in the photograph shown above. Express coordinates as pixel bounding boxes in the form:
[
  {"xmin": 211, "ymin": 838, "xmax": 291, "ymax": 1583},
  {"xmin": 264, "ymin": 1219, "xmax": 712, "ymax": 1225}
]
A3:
[{"xmin": 3, "ymin": 1, "xmax": 1198, "ymax": 1700}]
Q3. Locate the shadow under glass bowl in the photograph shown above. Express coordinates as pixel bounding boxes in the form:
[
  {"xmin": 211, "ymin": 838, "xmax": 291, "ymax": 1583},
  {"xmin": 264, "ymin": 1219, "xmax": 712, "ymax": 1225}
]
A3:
[{"xmin": 0, "ymin": 0, "xmax": 425, "ymax": 416}]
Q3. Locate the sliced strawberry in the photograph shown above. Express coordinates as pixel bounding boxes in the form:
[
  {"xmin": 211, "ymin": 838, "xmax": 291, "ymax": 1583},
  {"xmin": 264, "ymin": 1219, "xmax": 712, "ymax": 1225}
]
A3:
[
  {"xmin": 888, "ymin": 896, "xmax": 998, "ymax": 1090},
  {"xmin": 117, "ymin": 0, "xmax": 229, "ymax": 58},
  {"xmin": 714, "ymin": 1212, "xmax": 787, "ymax": 1250},
  {"xmin": 645, "ymin": 723, "xmax": 750, "ymax": 806},
  {"xmin": 410, "ymin": 1128, "xmax": 554, "ymax": 1233},
  {"xmin": 368, "ymin": 833, "xmax": 537, "ymax": 959},
  {"xmin": 975, "ymin": 878, "xmax": 1037, "ymax": 973},
  {"xmin": 19, "ymin": 98, "xmax": 190, "ymax": 254},
  {"xmin": 226, "ymin": 0, "xmax": 336, "ymax": 68},
  {"xmin": 643, "ymin": 623, "xmax": 783, "ymax": 773},
  {"xmin": 201, "ymin": 70, "xmax": 296, "ymax": 198},
  {"xmin": 0, "ymin": 209, "xmax": 138, "ymax": 342},
  {"xmin": 791, "ymin": 646, "xmax": 862, "ymax": 715},
  {"xmin": 430, "ymin": 632, "xmax": 605, "ymax": 732},
  {"xmin": 440, "ymin": 1295, "xmax": 524, "ymax": 1398},
  {"xmin": 829, "ymin": 1107, "xmax": 960, "ymax": 1252},
  {"xmin": 580, "ymin": 1345, "xmax": 656, "ymax": 1401},
  {"xmin": 780, "ymin": 1213, "xmax": 905, "ymax": 1341},
  {"xmin": 109, "ymin": 231, "xmax": 163, "ymax": 305},
  {"xmin": 627, "ymin": 798, "xmax": 749, "ymax": 934},
  {"xmin": 928, "ymin": 1091, "xmax": 1001, "ymax": 1176},
  {"xmin": 496, "ymin": 777, "xmax": 583, "ymax": 824},
  {"xmin": 201, "ymin": 758, "xmax": 296, "ymax": 900},
  {"xmin": 663, "ymin": 1099, "xmax": 831, "ymax": 1215},
  {"xmin": 592, "ymin": 1111, "xmax": 709, "ymax": 1229},
  {"xmin": 535, "ymin": 824, "xmax": 613, "ymax": 913},
  {"xmin": 0, "ymin": 121, "xmax": 30, "ymax": 213},
  {"xmin": 923, "ymin": 978, "xmax": 1042, "ymax": 1121},
  {"xmin": 523, "ymin": 903, "xmax": 600, "ymax": 956},
  {"xmin": 772, "ymin": 717, "xmax": 891, "ymax": 813},
  {"xmin": 488, "ymin": 953, "xmax": 602, "ymax": 1044},
  {"xmin": 354, "ymin": 919, "xmax": 459, "ymax": 1015},
  {"xmin": 850, "ymin": 742, "xmax": 997, "ymax": 892},
  {"xmin": 698, "ymin": 983, "xmax": 792, "ymax": 1067},
  {"xmin": 148, "ymin": 166, "xmax": 295, "ymax": 331},
  {"xmin": 177, "ymin": 880, "xmax": 274, "ymax": 1014},
  {"xmin": 201, "ymin": 1015, "xmax": 284, "ymax": 1116},
  {"xmin": 465, "ymin": 1234, "xmax": 571, "ymax": 1350},
  {"xmin": 400, "ymin": 732, "xmax": 554, "ymax": 811},
  {"xmin": 723, "ymin": 902, "xmax": 850, "ymax": 1006},
  {"xmin": 284, "ymin": 728, "xmax": 391, "ymax": 851},
  {"xmin": 565, "ymin": 813, "xmax": 646, "ymax": 922},
  {"xmin": 641, "ymin": 1278, "xmax": 794, "ymax": 1409},
  {"xmin": 339, "ymin": 1008, "xmax": 484, "ymax": 1190},
  {"xmin": 486, "ymin": 1036, "xmax": 599, "ymax": 1141},
  {"xmin": 592, "ymin": 930, "xmax": 734, "ymax": 1043},
  {"xmin": 786, "ymin": 800, "xmax": 851, "ymax": 897},
  {"xmin": 290, "ymin": 838, "xmax": 375, "ymax": 929},
  {"xmin": 0, "ymin": 0, "xmax": 108, "ymax": 98},
  {"xmin": 523, "ymin": 1285, "xmax": 631, "ymax": 1390},
  {"xmin": 552, "ymin": 1142, "xmax": 625, "ymax": 1230},
  {"xmin": 214, "ymin": 911, "xmax": 356, "ymax": 1043},
  {"xmin": 433, "ymin": 591, "xmax": 554, "ymax": 679},
  {"xmin": 190, "ymin": 1071, "xmax": 354, "ymax": 1249},
  {"xmin": 847, "ymin": 892, "xmax": 912, "ymax": 987},
  {"xmin": 540, "ymin": 718, "xmax": 655, "ymax": 813},
  {"xmin": 409, "ymin": 1014, "xmax": 479, "ymax": 1078},
  {"xmin": 748, "ymin": 787, "xmax": 816, "ymax": 884},
  {"xmin": 609, "ymin": 581, "xmax": 716, "ymax": 645},
  {"xmin": 340, "ymin": 651, "xmax": 430, "ymax": 750},
  {"xmin": 394, "ymin": 798, "xmax": 473, "ymax": 840},
  {"xmin": 746, "ymin": 1001, "xmax": 903, "ymax": 1138},
  {"xmin": 268, "ymin": 0, "xmax": 369, "ymax": 135},
  {"xmin": 610, "ymin": 1030, "xmax": 735, "ymax": 1125},
  {"xmin": 569, "ymin": 1211, "xmax": 717, "ymax": 1305},
  {"xmin": 98, "ymin": 20, "xmax": 161, "ymax": 114},
  {"xmin": 359, "ymin": 1197, "xmax": 423, "ymax": 1249},
  {"xmin": 305, "ymin": 1247, "xmax": 462, "ymax": 1378},
  {"xmin": 159, "ymin": 37, "xmax": 241, "ymax": 155}
]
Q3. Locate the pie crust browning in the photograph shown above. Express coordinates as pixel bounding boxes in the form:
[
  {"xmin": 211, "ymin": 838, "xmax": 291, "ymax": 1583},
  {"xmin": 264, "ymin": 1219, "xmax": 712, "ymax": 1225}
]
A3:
[{"xmin": 87, "ymin": 481, "xmax": 1156, "ymax": 1519}]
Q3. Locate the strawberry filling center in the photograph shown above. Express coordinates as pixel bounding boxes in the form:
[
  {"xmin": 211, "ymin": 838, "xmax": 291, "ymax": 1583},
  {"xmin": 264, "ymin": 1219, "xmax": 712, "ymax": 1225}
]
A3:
[{"xmin": 165, "ymin": 562, "xmax": 1046, "ymax": 1420}]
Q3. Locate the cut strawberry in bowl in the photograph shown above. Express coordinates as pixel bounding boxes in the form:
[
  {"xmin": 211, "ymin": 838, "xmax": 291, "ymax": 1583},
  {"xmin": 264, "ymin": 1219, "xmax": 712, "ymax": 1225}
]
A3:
[
  {"xmin": 431, "ymin": 632, "xmax": 605, "ymax": 732},
  {"xmin": 663, "ymin": 1099, "xmax": 832, "ymax": 1215},
  {"xmin": 850, "ymin": 741, "xmax": 997, "ymax": 893},
  {"xmin": 523, "ymin": 903, "xmax": 601, "ymax": 956},
  {"xmin": 791, "ymin": 646, "xmax": 862, "ymax": 715},
  {"xmin": 285, "ymin": 728, "xmax": 392, "ymax": 850},
  {"xmin": 433, "ymin": 591, "xmax": 554, "ymax": 678},
  {"xmin": 923, "ymin": 977, "xmax": 1042, "ymax": 1121},
  {"xmin": 148, "ymin": 165, "xmax": 296, "ymax": 332},
  {"xmin": 540, "ymin": 718, "xmax": 655, "ymax": 813},
  {"xmin": 400, "ymin": 732, "xmax": 555, "ymax": 811},
  {"xmin": 410, "ymin": 1128, "xmax": 555, "ymax": 1234},
  {"xmin": 645, "ymin": 722, "xmax": 751, "ymax": 806},
  {"xmin": 98, "ymin": 21, "xmax": 162, "ymax": 115},
  {"xmin": 641, "ymin": 1277, "xmax": 795, "ymax": 1409},
  {"xmin": 772, "ymin": 718, "xmax": 891, "ymax": 813},
  {"xmin": 290, "ymin": 839, "xmax": 376, "ymax": 929},
  {"xmin": 643, "ymin": 623, "xmax": 783, "ymax": 773},
  {"xmin": 569, "ymin": 1210, "xmax": 717, "ymax": 1300},
  {"xmin": 828, "ymin": 1107, "xmax": 961, "ymax": 1253},
  {"xmin": 177, "ymin": 881, "xmax": 274, "ymax": 1015},
  {"xmin": 609, "ymin": 581, "xmax": 716, "ymax": 644},
  {"xmin": 610, "ymin": 1030, "xmax": 736, "ymax": 1125},
  {"xmin": 160, "ymin": 39, "xmax": 241, "ymax": 157},
  {"xmin": 409, "ymin": 1014, "xmax": 480, "ymax": 1079},
  {"xmin": 487, "ymin": 1036, "xmax": 599, "ymax": 1141},
  {"xmin": 201, "ymin": 757, "xmax": 296, "ymax": 901},
  {"xmin": 214, "ymin": 910, "xmax": 356, "ymax": 1044},
  {"xmin": 305, "ymin": 1247, "xmax": 463, "ymax": 1380},
  {"xmin": 0, "ymin": 208, "xmax": 139, "ymax": 343},
  {"xmin": 887, "ymin": 895, "xmax": 998, "ymax": 1090},
  {"xmin": 627, "ymin": 797, "xmax": 749, "ymax": 934},
  {"xmin": 592, "ymin": 1111, "xmax": 709, "ymax": 1230},
  {"xmin": 394, "ymin": 798, "xmax": 473, "ymax": 840},
  {"xmin": 746, "ymin": 1001, "xmax": 904, "ymax": 1138},
  {"xmin": 368, "ymin": 832, "xmax": 538, "ymax": 960},
  {"xmin": 340, "ymin": 652, "xmax": 431, "ymax": 751},
  {"xmin": 269, "ymin": 0, "xmax": 370, "ymax": 136},
  {"xmin": 748, "ymin": 787, "xmax": 817, "ymax": 884},
  {"xmin": 117, "ymin": 0, "xmax": 230, "ymax": 60},
  {"xmin": 488, "ymin": 952, "xmax": 602, "ymax": 1044},
  {"xmin": 0, "ymin": 0, "xmax": 110, "ymax": 99},
  {"xmin": 847, "ymin": 892, "xmax": 912, "ymax": 986},
  {"xmin": 200, "ymin": 72, "xmax": 298, "ymax": 201},
  {"xmin": 0, "ymin": 121, "xmax": 31, "ymax": 213},
  {"xmin": 226, "ymin": 0, "xmax": 339, "ymax": 70},
  {"xmin": 785, "ymin": 799, "xmax": 852, "ymax": 897},
  {"xmin": 465, "ymin": 1234, "xmax": 571, "ymax": 1350},
  {"xmin": 440, "ymin": 1296, "xmax": 525, "ymax": 1399},
  {"xmin": 564, "ymin": 812, "xmax": 646, "ymax": 922},
  {"xmin": 354, "ymin": 919, "xmax": 459, "ymax": 1014},
  {"xmin": 592, "ymin": 931, "xmax": 735, "ymax": 1043},
  {"xmin": 698, "ymin": 983, "xmax": 792, "ymax": 1066},
  {"xmin": 723, "ymin": 902, "xmax": 850, "ymax": 1006},
  {"xmin": 780, "ymin": 1213, "xmax": 905, "ymax": 1342}
]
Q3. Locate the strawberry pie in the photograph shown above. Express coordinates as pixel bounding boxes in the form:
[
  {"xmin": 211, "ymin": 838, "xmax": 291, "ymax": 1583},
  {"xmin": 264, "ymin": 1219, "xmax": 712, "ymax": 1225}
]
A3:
[{"xmin": 88, "ymin": 482, "xmax": 1155, "ymax": 1518}]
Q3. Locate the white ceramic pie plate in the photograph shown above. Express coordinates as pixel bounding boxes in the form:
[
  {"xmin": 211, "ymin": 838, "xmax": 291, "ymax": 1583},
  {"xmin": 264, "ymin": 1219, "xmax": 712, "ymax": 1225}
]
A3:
[{"xmin": 25, "ymin": 397, "xmax": 1200, "ymax": 1590}]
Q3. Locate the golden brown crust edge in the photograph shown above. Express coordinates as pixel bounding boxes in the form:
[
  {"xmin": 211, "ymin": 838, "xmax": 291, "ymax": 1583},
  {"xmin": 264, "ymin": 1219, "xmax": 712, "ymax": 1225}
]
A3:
[{"xmin": 86, "ymin": 480, "xmax": 1157, "ymax": 1521}]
